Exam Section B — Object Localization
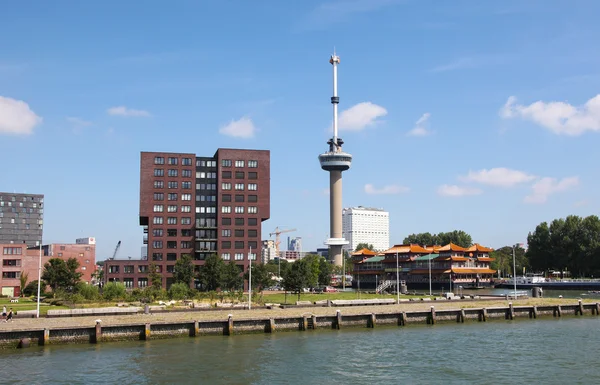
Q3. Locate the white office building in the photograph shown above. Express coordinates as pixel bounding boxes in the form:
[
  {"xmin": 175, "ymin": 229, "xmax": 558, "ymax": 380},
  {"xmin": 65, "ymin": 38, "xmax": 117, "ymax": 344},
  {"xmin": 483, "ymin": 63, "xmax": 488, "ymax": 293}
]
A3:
[{"xmin": 342, "ymin": 206, "xmax": 389, "ymax": 252}]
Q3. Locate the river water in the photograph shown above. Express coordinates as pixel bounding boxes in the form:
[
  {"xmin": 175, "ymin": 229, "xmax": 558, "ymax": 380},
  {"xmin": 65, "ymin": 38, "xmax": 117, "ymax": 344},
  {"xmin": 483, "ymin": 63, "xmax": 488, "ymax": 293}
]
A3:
[{"xmin": 2, "ymin": 317, "xmax": 599, "ymax": 384}]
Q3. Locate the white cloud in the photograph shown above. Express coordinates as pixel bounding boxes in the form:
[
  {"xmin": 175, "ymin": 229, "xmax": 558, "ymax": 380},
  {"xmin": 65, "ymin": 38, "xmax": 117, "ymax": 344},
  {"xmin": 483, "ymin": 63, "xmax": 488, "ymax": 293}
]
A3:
[
  {"xmin": 107, "ymin": 106, "xmax": 152, "ymax": 117},
  {"xmin": 524, "ymin": 176, "xmax": 579, "ymax": 204},
  {"xmin": 460, "ymin": 167, "xmax": 536, "ymax": 187},
  {"xmin": 364, "ymin": 183, "xmax": 409, "ymax": 195},
  {"xmin": 219, "ymin": 116, "xmax": 256, "ymax": 138},
  {"xmin": 337, "ymin": 102, "xmax": 387, "ymax": 132},
  {"xmin": 437, "ymin": 184, "xmax": 483, "ymax": 197},
  {"xmin": 0, "ymin": 96, "xmax": 42, "ymax": 135},
  {"xmin": 500, "ymin": 94, "xmax": 600, "ymax": 136},
  {"xmin": 407, "ymin": 112, "xmax": 431, "ymax": 136}
]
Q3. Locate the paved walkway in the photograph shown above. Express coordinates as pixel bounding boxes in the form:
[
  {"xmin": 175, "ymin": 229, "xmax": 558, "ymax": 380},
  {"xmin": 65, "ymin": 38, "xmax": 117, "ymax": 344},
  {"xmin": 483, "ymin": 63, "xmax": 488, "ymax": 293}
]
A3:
[{"xmin": 0, "ymin": 297, "xmax": 589, "ymax": 332}]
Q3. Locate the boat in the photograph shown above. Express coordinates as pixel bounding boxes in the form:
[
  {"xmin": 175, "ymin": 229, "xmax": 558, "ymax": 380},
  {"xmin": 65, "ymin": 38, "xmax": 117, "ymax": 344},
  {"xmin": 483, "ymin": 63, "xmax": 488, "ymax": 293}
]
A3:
[{"xmin": 495, "ymin": 273, "xmax": 600, "ymax": 290}]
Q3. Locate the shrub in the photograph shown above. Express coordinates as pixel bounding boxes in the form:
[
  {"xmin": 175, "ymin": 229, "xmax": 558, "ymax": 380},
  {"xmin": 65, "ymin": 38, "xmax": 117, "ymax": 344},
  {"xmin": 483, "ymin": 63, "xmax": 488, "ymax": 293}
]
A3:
[
  {"xmin": 129, "ymin": 288, "xmax": 143, "ymax": 301},
  {"xmin": 70, "ymin": 293, "xmax": 85, "ymax": 304},
  {"xmin": 102, "ymin": 282, "xmax": 126, "ymax": 301},
  {"xmin": 23, "ymin": 280, "xmax": 44, "ymax": 297},
  {"xmin": 169, "ymin": 283, "xmax": 190, "ymax": 300},
  {"xmin": 75, "ymin": 283, "xmax": 99, "ymax": 301}
]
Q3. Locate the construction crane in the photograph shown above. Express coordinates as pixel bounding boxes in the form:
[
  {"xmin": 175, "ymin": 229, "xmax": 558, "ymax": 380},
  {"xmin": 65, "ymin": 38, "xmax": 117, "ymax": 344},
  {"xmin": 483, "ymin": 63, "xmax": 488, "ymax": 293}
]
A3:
[
  {"xmin": 110, "ymin": 241, "xmax": 121, "ymax": 260},
  {"xmin": 269, "ymin": 227, "xmax": 297, "ymax": 256}
]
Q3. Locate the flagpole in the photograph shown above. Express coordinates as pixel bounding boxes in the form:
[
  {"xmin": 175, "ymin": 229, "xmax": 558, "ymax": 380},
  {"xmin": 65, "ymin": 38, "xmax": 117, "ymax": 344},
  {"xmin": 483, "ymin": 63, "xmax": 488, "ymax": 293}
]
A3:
[
  {"xmin": 248, "ymin": 246, "xmax": 252, "ymax": 310},
  {"xmin": 36, "ymin": 239, "xmax": 42, "ymax": 318}
]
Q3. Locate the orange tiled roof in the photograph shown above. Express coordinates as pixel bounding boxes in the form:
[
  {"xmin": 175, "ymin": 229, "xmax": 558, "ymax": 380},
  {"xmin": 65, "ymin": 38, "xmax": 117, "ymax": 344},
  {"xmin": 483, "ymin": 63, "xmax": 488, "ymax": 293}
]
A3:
[
  {"xmin": 437, "ymin": 243, "xmax": 467, "ymax": 252},
  {"xmin": 436, "ymin": 256, "xmax": 469, "ymax": 261},
  {"xmin": 476, "ymin": 257, "xmax": 495, "ymax": 262},
  {"xmin": 351, "ymin": 248, "xmax": 378, "ymax": 256},
  {"xmin": 451, "ymin": 268, "xmax": 496, "ymax": 274},
  {"xmin": 383, "ymin": 244, "xmax": 431, "ymax": 255},
  {"xmin": 465, "ymin": 243, "xmax": 494, "ymax": 253}
]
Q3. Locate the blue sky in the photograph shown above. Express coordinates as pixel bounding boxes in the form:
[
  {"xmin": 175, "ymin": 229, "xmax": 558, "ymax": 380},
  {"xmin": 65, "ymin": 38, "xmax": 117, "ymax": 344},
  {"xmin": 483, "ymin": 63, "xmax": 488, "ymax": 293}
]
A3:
[{"xmin": 2, "ymin": 0, "xmax": 599, "ymax": 259}]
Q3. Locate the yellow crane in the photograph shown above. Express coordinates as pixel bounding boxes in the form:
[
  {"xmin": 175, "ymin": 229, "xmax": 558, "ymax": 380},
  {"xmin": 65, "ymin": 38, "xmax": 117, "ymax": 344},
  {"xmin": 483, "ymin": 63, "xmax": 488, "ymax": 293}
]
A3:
[{"xmin": 269, "ymin": 227, "xmax": 297, "ymax": 256}]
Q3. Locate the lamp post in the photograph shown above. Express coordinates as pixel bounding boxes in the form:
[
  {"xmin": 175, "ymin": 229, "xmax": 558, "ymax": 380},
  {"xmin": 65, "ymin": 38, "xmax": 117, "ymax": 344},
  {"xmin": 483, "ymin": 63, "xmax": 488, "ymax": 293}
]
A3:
[
  {"xmin": 512, "ymin": 244, "xmax": 517, "ymax": 299},
  {"xmin": 36, "ymin": 239, "xmax": 42, "ymax": 318},
  {"xmin": 248, "ymin": 247, "xmax": 252, "ymax": 310},
  {"xmin": 342, "ymin": 253, "xmax": 345, "ymax": 291},
  {"xmin": 396, "ymin": 252, "xmax": 400, "ymax": 304}
]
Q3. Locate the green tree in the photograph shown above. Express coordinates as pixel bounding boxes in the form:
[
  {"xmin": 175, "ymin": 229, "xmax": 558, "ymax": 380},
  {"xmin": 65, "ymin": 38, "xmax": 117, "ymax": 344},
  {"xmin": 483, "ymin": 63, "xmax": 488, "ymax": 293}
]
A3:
[
  {"xmin": 355, "ymin": 243, "xmax": 374, "ymax": 251},
  {"xmin": 403, "ymin": 232, "xmax": 437, "ymax": 246},
  {"xmin": 300, "ymin": 254, "xmax": 321, "ymax": 288},
  {"xmin": 75, "ymin": 282, "xmax": 100, "ymax": 300},
  {"xmin": 148, "ymin": 263, "xmax": 162, "ymax": 289},
  {"xmin": 491, "ymin": 246, "xmax": 528, "ymax": 277},
  {"xmin": 318, "ymin": 256, "xmax": 333, "ymax": 286},
  {"xmin": 23, "ymin": 280, "xmax": 43, "ymax": 297},
  {"xmin": 197, "ymin": 254, "xmax": 225, "ymax": 291},
  {"xmin": 41, "ymin": 258, "xmax": 83, "ymax": 295},
  {"xmin": 169, "ymin": 282, "xmax": 191, "ymax": 300},
  {"xmin": 103, "ymin": 282, "xmax": 126, "ymax": 300},
  {"xmin": 282, "ymin": 259, "xmax": 310, "ymax": 300},
  {"xmin": 19, "ymin": 271, "xmax": 29, "ymax": 297},
  {"xmin": 244, "ymin": 263, "xmax": 273, "ymax": 292},
  {"xmin": 403, "ymin": 230, "xmax": 473, "ymax": 248},
  {"xmin": 221, "ymin": 261, "xmax": 243, "ymax": 291},
  {"xmin": 173, "ymin": 254, "xmax": 194, "ymax": 286}
]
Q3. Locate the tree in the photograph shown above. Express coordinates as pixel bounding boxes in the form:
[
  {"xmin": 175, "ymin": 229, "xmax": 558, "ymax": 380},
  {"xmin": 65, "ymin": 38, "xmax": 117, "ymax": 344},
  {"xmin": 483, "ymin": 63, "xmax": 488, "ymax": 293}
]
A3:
[
  {"xmin": 23, "ymin": 280, "xmax": 43, "ymax": 297},
  {"xmin": 300, "ymin": 254, "xmax": 321, "ymax": 288},
  {"xmin": 318, "ymin": 257, "xmax": 333, "ymax": 286},
  {"xmin": 244, "ymin": 263, "xmax": 273, "ymax": 292},
  {"xmin": 403, "ymin": 232, "xmax": 436, "ymax": 246},
  {"xmin": 403, "ymin": 230, "xmax": 473, "ymax": 248},
  {"xmin": 355, "ymin": 243, "xmax": 374, "ymax": 251},
  {"xmin": 197, "ymin": 254, "xmax": 225, "ymax": 291},
  {"xmin": 41, "ymin": 258, "xmax": 83, "ymax": 294},
  {"xmin": 19, "ymin": 271, "xmax": 29, "ymax": 297},
  {"xmin": 103, "ymin": 282, "xmax": 126, "ymax": 300},
  {"xmin": 148, "ymin": 263, "xmax": 162, "ymax": 289},
  {"xmin": 169, "ymin": 282, "xmax": 191, "ymax": 300},
  {"xmin": 221, "ymin": 261, "xmax": 243, "ymax": 291},
  {"xmin": 282, "ymin": 259, "xmax": 310, "ymax": 300},
  {"xmin": 173, "ymin": 254, "xmax": 194, "ymax": 286},
  {"xmin": 490, "ymin": 246, "xmax": 527, "ymax": 277}
]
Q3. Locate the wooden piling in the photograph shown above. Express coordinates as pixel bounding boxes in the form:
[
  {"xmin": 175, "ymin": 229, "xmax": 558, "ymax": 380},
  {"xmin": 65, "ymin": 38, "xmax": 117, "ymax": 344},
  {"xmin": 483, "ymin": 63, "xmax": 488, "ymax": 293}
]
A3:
[
  {"xmin": 506, "ymin": 303, "xmax": 514, "ymax": 320},
  {"xmin": 225, "ymin": 315, "xmax": 233, "ymax": 336},
  {"xmin": 143, "ymin": 323, "xmax": 151, "ymax": 340},
  {"xmin": 42, "ymin": 328, "xmax": 50, "ymax": 346},
  {"xmin": 192, "ymin": 320, "xmax": 200, "ymax": 337},
  {"xmin": 595, "ymin": 303, "xmax": 600, "ymax": 316},
  {"xmin": 93, "ymin": 321, "xmax": 102, "ymax": 343},
  {"xmin": 311, "ymin": 315, "xmax": 317, "ymax": 330},
  {"xmin": 266, "ymin": 318, "xmax": 275, "ymax": 333},
  {"xmin": 457, "ymin": 309, "xmax": 465, "ymax": 323},
  {"xmin": 578, "ymin": 300, "xmax": 584, "ymax": 316},
  {"xmin": 531, "ymin": 306, "xmax": 538, "ymax": 319},
  {"xmin": 554, "ymin": 305, "xmax": 562, "ymax": 317},
  {"xmin": 398, "ymin": 311, "xmax": 407, "ymax": 326},
  {"xmin": 301, "ymin": 315, "xmax": 308, "ymax": 331},
  {"xmin": 335, "ymin": 310, "xmax": 342, "ymax": 330},
  {"xmin": 428, "ymin": 306, "xmax": 436, "ymax": 325},
  {"xmin": 479, "ymin": 308, "xmax": 487, "ymax": 322}
]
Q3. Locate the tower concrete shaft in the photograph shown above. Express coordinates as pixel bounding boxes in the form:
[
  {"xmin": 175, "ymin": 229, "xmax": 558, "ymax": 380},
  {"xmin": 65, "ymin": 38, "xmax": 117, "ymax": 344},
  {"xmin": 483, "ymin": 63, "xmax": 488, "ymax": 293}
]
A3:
[{"xmin": 319, "ymin": 51, "xmax": 352, "ymax": 267}]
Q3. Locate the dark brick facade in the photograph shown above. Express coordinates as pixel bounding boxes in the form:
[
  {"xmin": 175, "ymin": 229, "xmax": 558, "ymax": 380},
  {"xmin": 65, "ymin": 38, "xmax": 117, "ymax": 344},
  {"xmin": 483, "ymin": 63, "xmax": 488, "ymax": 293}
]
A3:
[
  {"xmin": 105, "ymin": 149, "xmax": 270, "ymax": 289},
  {"xmin": 0, "ymin": 192, "xmax": 44, "ymax": 247}
]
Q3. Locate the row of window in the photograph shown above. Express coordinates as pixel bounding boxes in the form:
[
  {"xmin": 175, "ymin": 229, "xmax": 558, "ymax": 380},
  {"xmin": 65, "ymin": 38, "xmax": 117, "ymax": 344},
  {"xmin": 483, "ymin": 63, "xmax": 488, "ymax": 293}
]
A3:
[
  {"xmin": 197, "ymin": 160, "xmax": 217, "ymax": 167},
  {"xmin": 0, "ymin": 207, "xmax": 43, "ymax": 215},
  {"xmin": 221, "ymin": 253, "xmax": 257, "ymax": 261},
  {"xmin": 198, "ymin": 183, "xmax": 217, "ymax": 190},
  {"xmin": 152, "ymin": 241, "xmax": 193, "ymax": 249},
  {"xmin": 153, "ymin": 217, "xmax": 192, "ymax": 225},
  {"xmin": 153, "ymin": 193, "xmax": 193, "ymax": 201},
  {"xmin": 153, "ymin": 205, "xmax": 192, "ymax": 213},
  {"xmin": 0, "ymin": 196, "xmax": 43, "ymax": 203},
  {"xmin": 221, "ymin": 183, "xmax": 257, "ymax": 191},
  {"xmin": 153, "ymin": 181, "xmax": 193, "ymax": 189},
  {"xmin": 2, "ymin": 247, "xmax": 22, "ymax": 255},
  {"xmin": 222, "ymin": 171, "xmax": 257, "ymax": 179},
  {"xmin": 221, "ymin": 241, "xmax": 258, "ymax": 249},
  {"xmin": 221, "ymin": 229, "xmax": 258, "ymax": 237},
  {"xmin": 197, "ymin": 172, "xmax": 217, "ymax": 179},
  {"xmin": 221, "ymin": 206, "xmax": 258, "ymax": 214},
  {"xmin": 222, "ymin": 217, "xmax": 258, "ymax": 226},
  {"xmin": 197, "ymin": 207, "xmax": 216, "ymax": 214},
  {"xmin": 2, "ymin": 271, "xmax": 21, "ymax": 279},
  {"xmin": 221, "ymin": 160, "xmax": 258, "ymax": 168},
  {"xmin": 154, "ymin": 157, "xmax": 193, "ymax": 166},
  {"xmin": 222, "ymin": 194, "xmax": 258, "ymax": 203},
  {"xmin": 153, "ymin": 229, "xmax": 193, "ymax": 237},
  {"xmin": 0, "ymin": 201, "xmax": 43, "ymax": 208}
]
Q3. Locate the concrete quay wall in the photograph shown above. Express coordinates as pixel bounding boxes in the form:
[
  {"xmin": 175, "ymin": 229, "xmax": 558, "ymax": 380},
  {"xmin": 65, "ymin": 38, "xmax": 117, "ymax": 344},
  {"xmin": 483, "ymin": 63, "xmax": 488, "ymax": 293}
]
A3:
[{"xmin": 1, "ymin": 302, "xmax": 598, "ymax": 349}]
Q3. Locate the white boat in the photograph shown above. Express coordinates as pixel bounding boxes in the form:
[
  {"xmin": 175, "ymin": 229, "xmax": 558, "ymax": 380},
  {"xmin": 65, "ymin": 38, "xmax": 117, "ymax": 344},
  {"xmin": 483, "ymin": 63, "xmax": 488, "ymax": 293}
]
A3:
[{"xmin": 506, "ymin": 273, "xmax": 547, "ymax": 285}]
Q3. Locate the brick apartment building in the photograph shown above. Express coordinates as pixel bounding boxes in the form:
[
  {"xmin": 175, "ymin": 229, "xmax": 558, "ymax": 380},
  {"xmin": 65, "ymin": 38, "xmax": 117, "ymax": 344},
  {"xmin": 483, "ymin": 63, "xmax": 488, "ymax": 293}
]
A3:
[
  {"xmin": 104, "ymin": 149, "xmax": 270, "ymax": 289},
  {"xmin": 0, "ymin": 192, "xmax": 44, "ymax": 247},
  {"xmin": 0, "ymin": 240, "xmax": 96, "ymax": 297}
]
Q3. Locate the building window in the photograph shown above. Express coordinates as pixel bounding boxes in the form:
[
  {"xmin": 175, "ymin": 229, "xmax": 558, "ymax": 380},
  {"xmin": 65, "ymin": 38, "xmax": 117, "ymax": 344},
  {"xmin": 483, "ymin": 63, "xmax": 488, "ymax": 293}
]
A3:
[
  {"xmin": 154, "ymin": 193, "xmax": 164, "ymax": 200},
  {"xmin": 248, "ymin": 160, "xmax": 258, "ymax": 168},
  {"xmin": 248, "ymin": 183, "xmax": 257, "ymax": 191},
  {"xmin": 166, "ymin": 253, "xmax": 177, "ymax": 261},
  {"xmin": 181, "ymin": 193, "xmax": 192, "ymax": 201},
  {"xmin": 249, "ymin": 252, "xmax": 257, "ymax": 260},
  {"xmin": 235, "ymin": 253, "xmax": 244, "ymax": 261},
  {"xmin": 153, "ymin": 216, "xmax": 164, "ymax": 224},
  {"xmin": 181, "ymin": 229, "xmax": 192, "ymax": 237},
  {"xmin": 168, "ymin": 205, "xmax": 177, "ymax": 212},
  {"xmin": 168, "ymin": 193, "xmax": 178, "ymax": 201},
  {"xmin": 182, "ymin": 181, "xmax": 191, "ymax": 189},
  {"xmin": 168, "ymin": 157, "xmax": 178, "ymax": 165},
  {"xmin": 124, "ymin": 265, "xmax": 134, "ymax": 274},
  {"xmin": 222, "ymin": 183, "xmax": 232, "ymax": 190},
  {"xmin": 2, "ymin": 247, "xmax": 23, "ymax": 255},
  {"xmin": 154, "ymin": 157, "xmax": 165, "ymax": 165},
  {"xmin": 248, "ymin": 230, "xmax": 257, "ymax": 237},
  {"xmin": 108, "ymin": 266, "xmax": 119, "ymax": 274},
  {"xmin": 248, "ymin": 195, "xmax": 258, "ymax": 203},
  {"xmin": 153, "ymin": 205, "xmax": 164, "ymax": 212},
  {"xmin": 182, "ymin": 170, "xmax": 192, "ymax": 177},
  {"xmin": 235, "ymin": 241, "xmax": 244, "ymax": 249},
  {"xmin": 167, "ymin": 217, "xmax": 177, "ymax": 225},
  {"xmin": 181, "ymin": 217, "xmax": 191, "ymax": 225},
  {"xmin": 197, "ymin": 172, "xmax": 206, "ymax": 178},
  {"xmin": 235, "ymin": 160, "xmax": 245, "ymax": 167},
  {"xmin": 222, "ymin": 194, "xmax": 231, "ymax": 202},
  {"xmin": 154, "ymin": 169, "xmax": 164, "ymax": 177},
  {"xmin": 167, "ymin": 241, "xmax": 177, "ymax": 249},
  {"xmin": 182, "ymin": 158, "xmax": 192, "ymax": 166},
  {"xmin": 248, "ymin": 172, "xmax": 257, "ymax": 179},
  {"xmin": 222, "ymin": 206, "xmax": 231, "ymax": 213},
  {"xmin": 181, "ymin": 205, "xmax": 191, "ymax": 213},
  {"xmin": 235, "ymin": 171, "xmax": 245, "ymax": 179},
  {"xmin": 222, "ymin": 253, "xmax": 231, "ymax": 260},
  {"xmin": 138, "ymin": 265, "xmax": 149, "ymax": 273},
  {"xmin": 168, "ymin": 169, "xmax": 178, "ymax": 177},
  {"xmin": 222, "ymin": 229, "xmax": 231, "ymax": 237},
  {"xmin": 222, "ymin": 218, "xmax": 231, "ymax": 226},
  {"xmin": 153, "ymin": 241, "xmax": 163, "ymax": 248},
  {"xmin": 181, "ymin": 241, "xmax": 192, "ymax": 249},
  {"xmin": 235, "ymin": 229, "xmax": 244, "ymax": 237},
  {"xmin": 167, "ymin": 229, "xmax": 177, "ymax": 237},
  {"xmin": 248, "ymin": 206, "xmax": 257, "ymax": 214},
  {"xmin": 168, "ymin": 181, "xmax": 178, "ymax": 189},
  {"xmin": 222, "ymin": 171, "xmax": 231, "ymax": 179},
  {"xmin": 248, "ymin": 241, "xmax": 258, "ymax": 249},
  {"xmin": 154, "ymin": 181, "xmax": 164, "ymax": 189},
  {"xmin": 248, "ymin": 218, "xmax": 257, "ymax": 226},
  {"xmin": 222, "ymin": 159, "xmax": 232, "ymax": 167},
  {"xmin": 234, "ymin": 195, "xmax": 245, "ymax": 203},
  {"xmin": 57, "ymin": 252, "xmax": 63, "ymax": 257},
  {"xmin": 152, "ymin": 253, "xmax": 163, "ymax": 261},
  {"xmin": 235, "ymin": 218, "xmax": 244, "ymax": 226},
  {"xmin": 222, "ymin": 241, "xmax": 231, "ymax": 249},
  {"xmin": 235, "ymin": 206, "xmax": 244, "ymax": 214},
  {"xmin": 153, "ymin": 229, "xmax": 163, "ymax": 237}
]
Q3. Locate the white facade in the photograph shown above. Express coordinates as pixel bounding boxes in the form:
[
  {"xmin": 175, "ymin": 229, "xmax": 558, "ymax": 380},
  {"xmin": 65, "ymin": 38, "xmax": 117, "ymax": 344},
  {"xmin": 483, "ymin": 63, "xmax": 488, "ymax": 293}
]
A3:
[
  {"xmin": 342, "ymin": 206, "xmax": 389, "ymax": 252},
  {"xmin": 261, "ymin": 240, "xmax": 277, "ymax": 264}
]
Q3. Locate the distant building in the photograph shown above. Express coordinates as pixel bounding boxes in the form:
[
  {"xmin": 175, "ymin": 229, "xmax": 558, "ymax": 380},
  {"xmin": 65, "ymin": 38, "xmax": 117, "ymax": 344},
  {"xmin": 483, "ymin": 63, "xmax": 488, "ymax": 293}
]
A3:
[
  {"xmin": 261, "ymin": 239, "xmax": 276, "ymax": 264},
  {"xmin": 342, "ymin": 206, "xmax": 389, "ymax": 252},
  {"xmin": 0, "ymin": 192, "xmax": 44, "ymax": 247},
  {"xmin": 287, "ymin": 236, "xmax": 302, "ymax": 252}
]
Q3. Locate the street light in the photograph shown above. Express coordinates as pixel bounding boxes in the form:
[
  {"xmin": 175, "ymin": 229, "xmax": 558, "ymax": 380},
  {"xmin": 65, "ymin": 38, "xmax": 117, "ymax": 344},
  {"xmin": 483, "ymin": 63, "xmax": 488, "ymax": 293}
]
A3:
[
  {"xmin": 36, "ymin": 239, "xmax": 42, "ymax": 318},
  {"xmin": 428, "ymin": 254, "xmax": 432, "ymax": 296},
  {"xmin": 396, "ymin": 252, "xmax": 400, "ymax": 304},
  {"xmin": 512, "ymin": 244, "xmax": 517, "ymax": 299},
  {"xmin": 248, "ymin": 246, "xmax": 252, "ymax": 310}
]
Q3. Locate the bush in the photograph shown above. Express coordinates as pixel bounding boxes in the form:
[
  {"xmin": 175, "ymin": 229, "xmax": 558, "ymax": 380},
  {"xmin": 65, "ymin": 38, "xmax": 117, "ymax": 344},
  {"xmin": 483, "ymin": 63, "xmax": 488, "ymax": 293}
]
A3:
[
  {"xmin": 70, "ymin": 293, "xmax": 85, "ymax": 304},
  {"xmin": 23, "ymin": 280, "xmax": 44, "ymax": 297},
  {"xmin": 129, "ymin": 288, "xmax": 143, "ymax": 301},
  {"xmin": 75, "ymin": 283, "xmax": 99, "ymax": 301},
  {"xmin": 169, "ymin": 283, "xmax": 190, "ymax": 300},
  {"xmin": 102, "ymin": 282, "xmax": 126, "ymax": 301}
]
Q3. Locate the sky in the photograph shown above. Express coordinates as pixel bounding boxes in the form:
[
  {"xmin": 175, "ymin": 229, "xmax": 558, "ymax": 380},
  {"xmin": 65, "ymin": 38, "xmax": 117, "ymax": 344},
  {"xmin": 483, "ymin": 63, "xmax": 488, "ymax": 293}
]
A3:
[{"xmin": 1, "ymin": 0, "xmax": 600, "ymax": 260}]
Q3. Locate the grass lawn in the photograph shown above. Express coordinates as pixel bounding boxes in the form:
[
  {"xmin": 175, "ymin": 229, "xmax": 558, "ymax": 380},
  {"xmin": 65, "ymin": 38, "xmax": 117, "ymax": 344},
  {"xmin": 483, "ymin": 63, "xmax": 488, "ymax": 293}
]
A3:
[
  {"xmin": 260, "ymin": 291, "xmax": 421, "ymax": 304},
  {"xmin": 0, "ymin": 297, "xmax": 69, "ymax": 316}
]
